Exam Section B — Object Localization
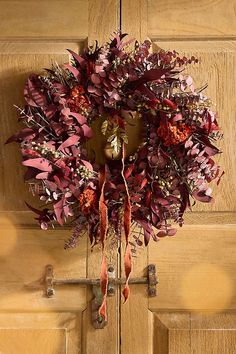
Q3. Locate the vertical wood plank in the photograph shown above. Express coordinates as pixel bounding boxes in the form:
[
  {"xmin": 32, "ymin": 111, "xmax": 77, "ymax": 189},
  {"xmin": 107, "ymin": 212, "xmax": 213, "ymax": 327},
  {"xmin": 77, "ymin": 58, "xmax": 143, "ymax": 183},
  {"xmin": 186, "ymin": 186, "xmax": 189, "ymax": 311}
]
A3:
[
  {"xmin": 121, "ymin": 0, "xmax": 147, "ymax": 41},
  {"xmin": 82, "ymin": 2, "xmax": 121, "ymax": 354}
]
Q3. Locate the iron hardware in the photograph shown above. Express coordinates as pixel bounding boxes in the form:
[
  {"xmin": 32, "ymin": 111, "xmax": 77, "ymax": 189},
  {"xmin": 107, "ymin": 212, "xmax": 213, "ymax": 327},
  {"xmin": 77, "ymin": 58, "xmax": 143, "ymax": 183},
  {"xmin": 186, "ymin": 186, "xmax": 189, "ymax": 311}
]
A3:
[{"xmin": 44, "ymin": 264, "xmax": 158, "ymax": 328}]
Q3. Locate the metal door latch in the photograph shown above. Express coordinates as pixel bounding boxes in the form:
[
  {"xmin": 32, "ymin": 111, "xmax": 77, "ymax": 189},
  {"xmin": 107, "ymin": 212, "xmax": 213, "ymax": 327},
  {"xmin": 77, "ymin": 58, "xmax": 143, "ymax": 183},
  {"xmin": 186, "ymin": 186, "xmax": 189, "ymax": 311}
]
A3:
[{"xmin": 44, "ymin": 264, "xmax": 158, "ymax": 328}]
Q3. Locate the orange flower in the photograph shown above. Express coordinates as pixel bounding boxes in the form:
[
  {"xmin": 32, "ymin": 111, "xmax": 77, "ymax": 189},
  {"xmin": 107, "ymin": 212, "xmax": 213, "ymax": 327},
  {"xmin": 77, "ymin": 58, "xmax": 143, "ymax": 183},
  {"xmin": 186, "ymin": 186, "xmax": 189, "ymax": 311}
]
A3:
[
  {"xmin": 157, "ymin": 121, "xmax": 191, "ymax": 146},
  {"xmin": 79, "ymin": 188, "xmax": 98, "ymax": 215},
  {"xmin": 68, "ymin": 85, "xmax": 90, "ymax": 113}
]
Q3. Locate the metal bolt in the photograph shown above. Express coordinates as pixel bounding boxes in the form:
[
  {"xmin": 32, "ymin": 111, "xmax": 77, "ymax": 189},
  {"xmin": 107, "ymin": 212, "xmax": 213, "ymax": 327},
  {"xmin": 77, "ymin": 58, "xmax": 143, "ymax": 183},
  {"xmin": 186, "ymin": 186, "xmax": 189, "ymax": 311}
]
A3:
[
  {"xmin": 149, "ymin": 288, "xmax": 156, "ymax": 297},
  {"xmin": 97, "ymin": 315, "xmax": 104, "ymax": 324},
  {"xmin": 47, "ymin": 288, "xmax": 55, "ymax": 297},
  {"xmin": 148, "ymin": 264, "xmax": 155, "ymax": 272},
  {"xmin": 107, "ymin": 287, "xmax": 115, "ymax": 296}
]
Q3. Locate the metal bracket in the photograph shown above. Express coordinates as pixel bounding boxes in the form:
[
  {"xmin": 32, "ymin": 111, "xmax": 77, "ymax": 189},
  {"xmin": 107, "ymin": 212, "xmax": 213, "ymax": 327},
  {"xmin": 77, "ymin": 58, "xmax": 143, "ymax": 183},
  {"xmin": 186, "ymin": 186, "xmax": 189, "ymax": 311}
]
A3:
[{"xmin": 44, "ymin": 263, "xmax": 158, "ymax": 328}]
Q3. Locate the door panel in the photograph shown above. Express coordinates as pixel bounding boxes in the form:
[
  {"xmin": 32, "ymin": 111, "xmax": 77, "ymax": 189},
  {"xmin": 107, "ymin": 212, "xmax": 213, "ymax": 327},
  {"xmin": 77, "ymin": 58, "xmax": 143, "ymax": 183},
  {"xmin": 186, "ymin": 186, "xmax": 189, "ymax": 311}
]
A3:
[
  {"xmin": 152, "ymin": 312, "xmax": 236, "ymax": 354},
  {"xmin": 122, "ymin": 1, "xmax": 236, "ymax": 353},
  {"xmin": 0, "ymin": 313, "xmax": 81, "ymax": 354},
  {"xmin": 0, "ymin": 1, "xmax": 119, "ymax": 353}
]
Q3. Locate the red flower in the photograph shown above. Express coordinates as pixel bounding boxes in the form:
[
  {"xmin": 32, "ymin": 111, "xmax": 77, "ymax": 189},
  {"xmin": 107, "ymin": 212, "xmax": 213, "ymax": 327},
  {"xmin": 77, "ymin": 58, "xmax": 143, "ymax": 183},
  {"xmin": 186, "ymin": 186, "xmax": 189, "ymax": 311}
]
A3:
[
  {"xmin": 68, "ymin": 85, "xmax": 90, "ymax": 113},
  {"xmin": 157, "ymin": 121, "xmax": 191, "ymax": 146},
  {"xmin": 79, "ymin": 188, "xmax": 98, "ymax": 215}
]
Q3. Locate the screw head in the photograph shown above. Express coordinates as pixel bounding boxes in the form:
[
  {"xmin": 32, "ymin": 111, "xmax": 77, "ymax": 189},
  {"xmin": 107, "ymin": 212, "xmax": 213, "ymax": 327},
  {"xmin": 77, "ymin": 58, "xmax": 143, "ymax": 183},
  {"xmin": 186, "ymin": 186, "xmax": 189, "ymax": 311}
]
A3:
[
  {"xmin": 107, "ymin": 287, "xmax": 115, "ymax": 296},
  {"xmin": 149, "ymin": 288, "xmax": 156, "ymax": 297},
  {"xmin": 47, "ymin": 288, "xmax": 55, "ymax": 297},
  {"xmin": 97, "ymin": 315, "xmax": 104, "ymax": 324}
]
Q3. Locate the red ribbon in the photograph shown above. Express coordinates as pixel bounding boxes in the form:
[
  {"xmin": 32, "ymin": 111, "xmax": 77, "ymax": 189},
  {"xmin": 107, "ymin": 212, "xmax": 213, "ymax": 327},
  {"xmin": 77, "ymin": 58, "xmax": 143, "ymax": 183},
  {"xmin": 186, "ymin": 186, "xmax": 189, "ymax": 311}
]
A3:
[
  {"xmin": 98, "ymin": 166, "xmax": 108, "ymax": 320},
  {"xmin": 98, "ymin": 142, "xmax": 132, "ymax": 317},
  {"xmin": 121, "ymin": 143, "xmax": 132, "ymax": 302}
]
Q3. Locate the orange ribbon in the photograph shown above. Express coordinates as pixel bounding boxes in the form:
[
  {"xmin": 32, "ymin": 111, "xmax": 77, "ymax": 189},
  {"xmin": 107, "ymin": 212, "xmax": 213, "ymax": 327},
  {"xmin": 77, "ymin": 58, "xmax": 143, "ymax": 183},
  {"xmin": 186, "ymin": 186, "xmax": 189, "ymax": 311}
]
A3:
[
  {"xmin": 121, "ymin": 143, "xmax": 132, "ymax": 302},
  {"xmin": 98, "ymin": 166, "xmax": 108, "ymax": 320}
]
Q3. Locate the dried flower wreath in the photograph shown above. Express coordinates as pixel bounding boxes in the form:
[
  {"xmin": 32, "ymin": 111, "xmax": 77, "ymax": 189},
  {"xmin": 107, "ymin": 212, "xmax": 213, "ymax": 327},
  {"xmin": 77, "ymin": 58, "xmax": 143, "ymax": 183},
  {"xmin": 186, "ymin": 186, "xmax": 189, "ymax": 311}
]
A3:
[{"xmin": 7, "ymin": 33, "xmax": 223, "ymax": 319}]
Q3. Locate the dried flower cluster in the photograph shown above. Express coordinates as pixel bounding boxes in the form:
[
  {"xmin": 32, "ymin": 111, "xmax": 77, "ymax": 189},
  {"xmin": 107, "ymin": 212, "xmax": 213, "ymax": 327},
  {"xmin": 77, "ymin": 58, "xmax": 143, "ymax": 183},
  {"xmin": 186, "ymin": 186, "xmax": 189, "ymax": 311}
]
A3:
[{"xmin": 7, "ymin": 32, "xmax": 223, "ymax": 263}]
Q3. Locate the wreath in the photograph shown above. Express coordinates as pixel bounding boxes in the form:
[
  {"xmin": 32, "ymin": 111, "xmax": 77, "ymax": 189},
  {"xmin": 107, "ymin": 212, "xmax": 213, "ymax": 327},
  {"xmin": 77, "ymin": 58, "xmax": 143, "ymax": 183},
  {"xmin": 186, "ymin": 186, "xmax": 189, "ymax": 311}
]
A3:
[{"xmin": 7, "ymin": 32, "xmax": 223, "ymax": 319}]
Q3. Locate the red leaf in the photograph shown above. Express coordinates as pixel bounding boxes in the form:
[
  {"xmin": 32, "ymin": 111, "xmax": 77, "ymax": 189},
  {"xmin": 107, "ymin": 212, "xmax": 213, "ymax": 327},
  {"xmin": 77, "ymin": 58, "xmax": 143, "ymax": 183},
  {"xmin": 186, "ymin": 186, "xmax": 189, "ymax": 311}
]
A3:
[
  {"xmin": 81, "ymin": 124, "xmax": 93, "ymax": 138},
  {"xmin": 5, "ymin": 128, "xmax": 36, "ymax": 144},
  {"xmin": 36, "ymin": 172, "xmax": 49, "ymax": 179},
  {"xmin": 124, "ymin": 165, "xmax": 134, "ymax": 179},
  {"xmin": 22, "ymin": 158, "xmax": 52, "ymax": 172},
  {"xmin": 67, "ymin": 49, "xmax": 86, "ymax": 67},
  {"xmin": 53, "ymin": 199, "xmax": 64, "ymax": 225},
  {"xmin": 217, "ymin": 170, "xmax": 225, "ymax": 185},
  {"xmin": 167, "ymin": 228, "xmax": 177, "ymax": 236},
  {"xmin": 91, "ymin": 73, "xmax": 101, "ymax": 84},
  {"xmin": 69, "ymin": 112, "xmax": 87, "ymax": 125},
  {"xmin": 58, "ymin": 135, "xmax": 80, "ymax": 151},
  {"xmin": 192, "ymin": 190, "xmax": 214, "ymax": 203},
  {"xmin": 157, "ymin": 230, "xmax": 167, "ymax": 237},
  {"xmin": 64, "ymin": 64, "xmax": 81, "ymax": 80},
  {"xmin": 163, "ymin": 98, "xmax": 177, "ymax": 110},
  {"xmin": 25, "ymin": 201, "xmax": 43, "ymax": 216},
  {"xmin": 139, "ymin": 68, "xmax": 167, "ymax": 83},
  {"xmin": 81, "ymin": 159, "xmax": 93, "ymax": 171},
  {"xmin": 25, "ymin": 77, "xmax": 47, "ymax": 107},
  {"xmin": 140, "ymin": 178, "xmax": 148, "ymax": 190},
  {"xmin": 45, "ymin": 105, "xmax": 57, "ymax": 119}
]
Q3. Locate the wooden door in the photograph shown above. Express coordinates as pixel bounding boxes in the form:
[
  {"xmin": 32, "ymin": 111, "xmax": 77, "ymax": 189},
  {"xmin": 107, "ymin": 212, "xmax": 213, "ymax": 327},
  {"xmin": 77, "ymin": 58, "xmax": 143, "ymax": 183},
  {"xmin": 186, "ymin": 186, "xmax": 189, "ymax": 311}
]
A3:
[
  {"xmin": 121, "ymin": 1, "xmax": 236, "ymax": 353},
  {"xmin": 1, "ymin": 1, "xmax": 236, "ymax": 354},
  {"xmin": 0, "ymin": 1, "xmax": 120, "ymax": 353}
]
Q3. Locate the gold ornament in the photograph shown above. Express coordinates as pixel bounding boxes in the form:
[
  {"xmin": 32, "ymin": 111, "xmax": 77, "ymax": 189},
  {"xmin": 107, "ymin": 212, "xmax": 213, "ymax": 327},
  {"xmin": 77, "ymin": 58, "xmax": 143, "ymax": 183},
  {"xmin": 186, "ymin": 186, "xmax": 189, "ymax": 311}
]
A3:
[{"xmin": 104, "ymin": 143, "xmax": 122, "ymax": 160}]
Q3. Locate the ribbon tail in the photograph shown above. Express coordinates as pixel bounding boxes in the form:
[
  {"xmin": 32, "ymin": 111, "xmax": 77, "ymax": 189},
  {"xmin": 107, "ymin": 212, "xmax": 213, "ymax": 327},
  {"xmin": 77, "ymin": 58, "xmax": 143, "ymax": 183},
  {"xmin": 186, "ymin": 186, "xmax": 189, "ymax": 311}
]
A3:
[
  {"xmin": 98, "ymin": 166, "xmax": 108, "ymax": 320},
  {"xmin": 123, "ymin": 243, "xmax": 132, "ymax": 302},
  {"xmin": 98, "ymin": 255, "xmax": 108, "ymax": 320},
  {"xmin": 121, "ymin": 143, "xmax": 132, "ymax": 302}
]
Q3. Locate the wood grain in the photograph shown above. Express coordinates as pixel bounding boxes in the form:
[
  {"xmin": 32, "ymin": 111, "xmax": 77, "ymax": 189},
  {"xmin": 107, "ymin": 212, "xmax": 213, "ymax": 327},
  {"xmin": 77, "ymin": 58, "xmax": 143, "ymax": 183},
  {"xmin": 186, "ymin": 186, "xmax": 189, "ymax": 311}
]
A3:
[
  {"xmin": 153, "ymin": 312, "xmax": 236, "ymax": 354},
  {"xmin": 0, "ymin": 1, "xmax": 120, "ymax": 353},
  {"xmin": 0, "ymin": 218, "xmax": 87, "ymax": 310},
  {"xmin": 89, "ymin": 0, "xmax": 120, "ymax": 45},
  {"xmin": 82, "ymin": 2, "xmax": 121, "ymax": 353},
  {"xmin": 148, "ymin": 0, "xmax": 236, "ymax": 39},
  {"xmin": 0, "ymin": 313, "xmax": 81, "ymax": 354},
  {"xmin": 122, "ymin": 1, "xmax": 236, "ymax": 354},
  {"xmin": 0, "ymin": 0, "xmax": 88, "ymax": 40},
  {"xmin": 120, "ymin": 244, "xmax": 151, "ymax": 354},
  {"xmin": 121, "ymin": 0, "xmax": 147, "ymax": 42},
  {"xmin": 149, "ymin": 226, "xmax": 236, "ymax": 310}
]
